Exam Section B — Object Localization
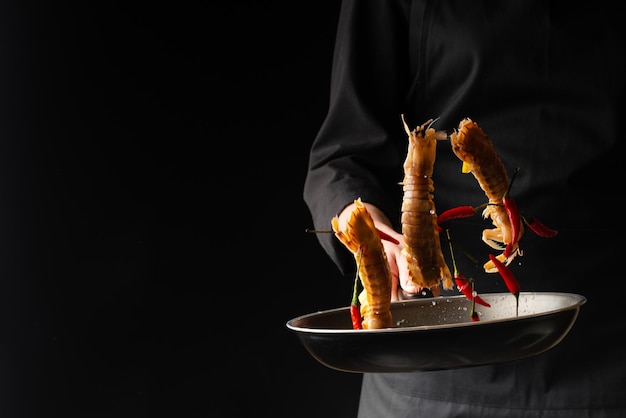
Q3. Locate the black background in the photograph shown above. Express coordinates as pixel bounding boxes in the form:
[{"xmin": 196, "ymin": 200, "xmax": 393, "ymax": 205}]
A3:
[{"xmin": 0, "ymin": 2, "xmax": 362, "ymax": 417}]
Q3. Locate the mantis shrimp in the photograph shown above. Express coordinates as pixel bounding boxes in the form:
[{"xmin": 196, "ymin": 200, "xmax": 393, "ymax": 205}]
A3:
[
  {"xmin": 449, "ymin": 117, "xmax": 524, "ymax": 271},
  {"xmin": 400, "ymin": 116, "xmax": 453, "ymax": 291},
  {"xmin": 332, "ymin": 198, "xmax": 393, "ymax": 329}
]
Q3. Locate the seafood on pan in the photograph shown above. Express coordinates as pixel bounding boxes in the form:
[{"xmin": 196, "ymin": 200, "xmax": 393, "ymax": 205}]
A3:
[
  {"xmin": 332, "ymin": 198, "xmax": 393, "ymax": 329},
  {"xmin": 449, "ymin": 117, "xmax": 524, "ymax": 271},
  {"xmin": 400, "ymin": 116, "xmax": 453, "ymax": 291}
]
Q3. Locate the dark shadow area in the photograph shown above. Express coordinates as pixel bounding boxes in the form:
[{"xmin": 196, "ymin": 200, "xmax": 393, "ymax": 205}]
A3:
[{"xmin": 0, "ymin": 2, "xmax": 361, "ymax": 417}]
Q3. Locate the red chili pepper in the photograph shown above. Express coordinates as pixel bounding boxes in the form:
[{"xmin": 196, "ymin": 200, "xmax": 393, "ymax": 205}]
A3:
[
  {"xmin": 438, "ymin": 203, "xmax": 489, "ymax": 224},
  {"xmin": 470, "ymin": 305, "xmax": 480, "ymax": 322},
  {"xmin": 376, "ymin": 229, "xmax": 400, "ymax": 244},
  {"xmin": 523, "ymin": 215, "xmax": 558, "ymax": 238},
  {"xmin": 454, "ymin": 277, "xmax": 491, "ymax": 307},
  {"xmin": 503, "ymin": 196, "xmax": 521, "ymax": 258},
  {"xmin": 437, "ymin": 205, "xmax": 477, "ymax": 224},
  {"xmin": 502, "ymin": 168, "xmax": 521, "ymax": 258},
  {"xmin": 489, "ymin": 253, "xmax": 520, "ymax": 306},
  {"xmin": 446, "ymin": 228, "xmax": 490, "ymax": 314},
  {"xmin": 350, "ymin": 304, "xmax": 362, "ymax": 330}
]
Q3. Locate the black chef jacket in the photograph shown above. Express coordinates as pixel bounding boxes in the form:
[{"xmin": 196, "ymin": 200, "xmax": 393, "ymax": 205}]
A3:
[{"xmin": 303, "ymin": 0, "xmax": 625, "ymax": 416}]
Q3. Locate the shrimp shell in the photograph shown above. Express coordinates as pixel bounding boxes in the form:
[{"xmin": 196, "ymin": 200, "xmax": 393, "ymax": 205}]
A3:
[
  {"xmin": 332, "ymin": 198, "xmax": 393, "ymax": 329},
  {"xmin": 400, "ymin": 117, "xmax": 453, "ymax": 291},
  {"xmin": 449, "ymin": 117, "xmax": 523, "ymax": 270}
]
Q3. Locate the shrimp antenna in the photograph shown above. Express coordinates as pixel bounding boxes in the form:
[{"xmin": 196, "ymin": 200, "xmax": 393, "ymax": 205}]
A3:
[
  {"xmin": 400, "ymin": 114, "xmax": 411, "ymax": 136},
  {"xmin": 400, "ymin": 115, "xmax": 444, "ymax": 138},
  {"xmin": 426, "ymin": 117, "xmax": 440, "ymax": 130}
]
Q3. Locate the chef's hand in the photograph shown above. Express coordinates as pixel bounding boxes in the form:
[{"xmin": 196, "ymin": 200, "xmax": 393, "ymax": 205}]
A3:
[{"xmin": 336, "ymin": 201, "xmax": 438, "ymax": 301}]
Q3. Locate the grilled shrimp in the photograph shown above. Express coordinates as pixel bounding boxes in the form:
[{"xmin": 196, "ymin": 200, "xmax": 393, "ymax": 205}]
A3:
[
  {"xmin": 400, "ymin": 117, "xmax": 453, "ymax": 291},
  {"xmin": 332, "ymin": 198, "xmax": 393, "ymax": 329},
  {"xmin": 449, "ymin": 117, "xmax": 523, "ymax": 271}
]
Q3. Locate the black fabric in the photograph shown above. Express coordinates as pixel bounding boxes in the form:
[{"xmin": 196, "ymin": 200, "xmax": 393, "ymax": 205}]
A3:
[{"xmin": 303, "ymin": 0, "xmax": 625, "ymax": 416}]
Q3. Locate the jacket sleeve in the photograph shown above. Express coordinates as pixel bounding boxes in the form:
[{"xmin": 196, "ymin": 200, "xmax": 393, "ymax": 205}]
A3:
[{"xmin": 303, "ymin": 0, "xmax": 414, "ymax": 275}]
